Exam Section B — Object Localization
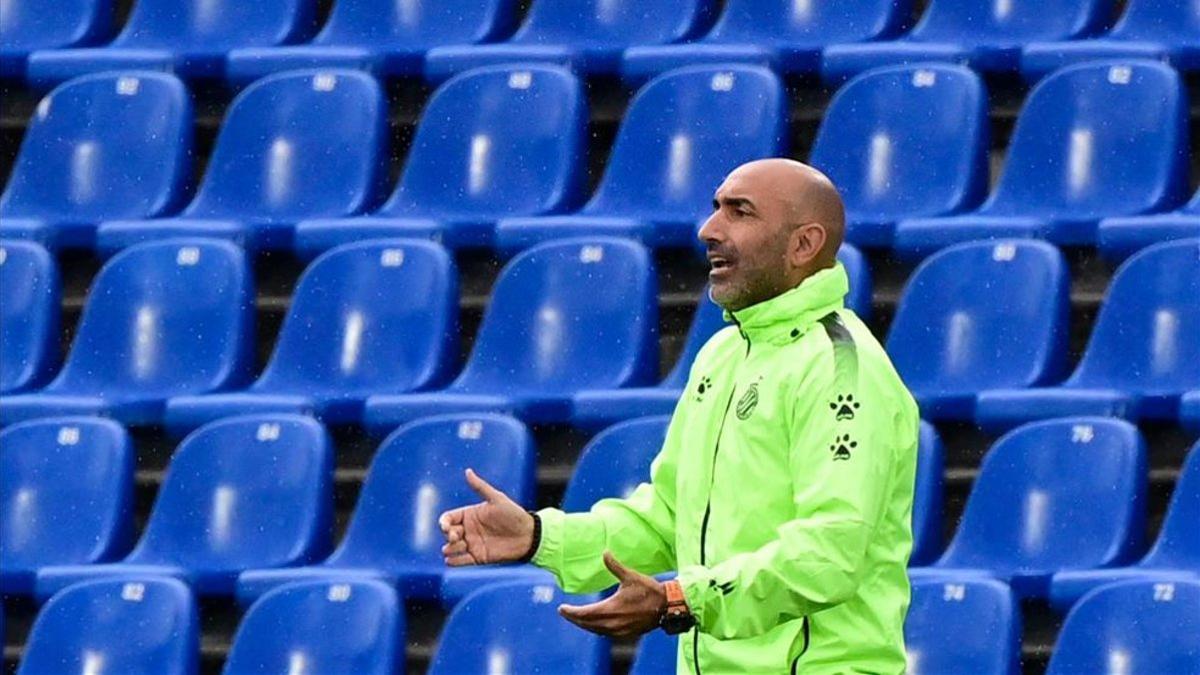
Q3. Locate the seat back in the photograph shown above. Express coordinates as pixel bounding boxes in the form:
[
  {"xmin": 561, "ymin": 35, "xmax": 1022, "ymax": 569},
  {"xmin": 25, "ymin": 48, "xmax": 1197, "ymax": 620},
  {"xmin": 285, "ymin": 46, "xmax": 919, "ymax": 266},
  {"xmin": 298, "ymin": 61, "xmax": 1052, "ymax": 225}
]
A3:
[
  {"xmin": 910, "ymin": 0, "xmax": 1108, "ymax": 41},
  {"xmin": 49, "ymin": 240, "xmax": 252, "ymax": 398},
  {"xmin": 186, "ymin": 70, "xmax": 385, "ymax": 222},
  {"xmin": 587, "ymin": 66, "xmax": 785, "ymax": 221},
  {"xmin": 18, "ymin": 578, "xmax": 198, "ymax": 675},
  {"xmin": 1143, "ymin": 442, "xmax": 1200, "ymax": 568},
  {"xmin": 512, "ymin": 0, "xmax": 710, "ymax": 46},
  {"xmin": 630, "ymin": 630, "xmax": 679, "ymax": 675},
  {"xmin": 0, "ymin": 418, "xmax": 133, "ymax": 579},
  {"xmin": 111, "ymin": 0, "xmax": 312, "ymax": 49},
  {"xmin": 905, "ymin": 578, "xmax": 1021, "ymax": 675},
  {"xmin": 382, "ymin": 65, "xmax": 586, "ymax": 220},
  {"xmin": 130, "ymin": 415, "xmax": 331, "ymax": 571},
  {"xmin": 911, "ymin": 421, "xmax": 945, "ymax": 566},
  {"xmin": 811, "ymin": 65, "xmax": 987, "ymax": 221},
  {"xmin": 0, "ymin": 73, "xmax": 191, "ymax": 225},
  {"xmin": 428, "ymin": 581, "xmax": 609, "ymax": 675},
  {"xmin": 562, "ymin": 416, "xmax": 669, "ymax": 511},
  {"xmin": 224, "ymin": 580, "xmax": 403, "ymax": 675},
  {"xmin": 987, "ymin": 61, "xmax": 1187, "ymax": 219},
  {"xmin": 1111, "ymin": 0, "xmax": 1200, "ymax": 41},
  {"xmin": 661, "ymin": 288, "xmax": 724, "ymax": 388},
  {"xmin": 456, "ymin": 238, "xmax": 658, "ymax": 394},
  {"xmin": 256, "ymin": 241, "xmax": 458, "ymax": 396},
  {"xmin": 0, "ymin": 241, "xmax": 59, "ymax": 393},
  {"xmin": 1071, "ymin": 239, "xmax": 1200, "ymax": 397},
  {"xmin": 317, "ymin": 0, "xmax": 513, "ymax": 47},
  {"xmin": 887, "ymin": 240, "xmax": 1069, "ymax": 396},
  {"xmin": 0, "ymin": 0, "xmax": 110, "ymax": 53},
  {"xmin": 706, "ymin": 0, "xmax": 908, "ymax": 43},
  {"xmin": 1047, "ymin": 580, "xmax": 1200, "ymax": 675},
  {"xmin": 333, "ymin": 414, "xmax": 534, "ymax": 566},
  {"xmin": 940, "ymin": 418, "xmax": 1147, "ymax": 577}
]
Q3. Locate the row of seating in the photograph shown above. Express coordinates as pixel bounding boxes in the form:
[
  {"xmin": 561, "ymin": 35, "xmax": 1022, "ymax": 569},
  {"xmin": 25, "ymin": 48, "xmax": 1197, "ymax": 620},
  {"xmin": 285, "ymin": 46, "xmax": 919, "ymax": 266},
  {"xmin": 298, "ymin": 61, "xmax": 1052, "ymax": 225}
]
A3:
[
  {"xmin": 2, "ymin": 413, "xmax": 1195, "ymax": 610},
  {"xmin": 12, "ymin": 567, "xmax": 1200, "ymax": 673},
  {"xmin": 3, "ymin": 0, "xmax": 1197, "ymax": 85},
  {"xmin": 4, "ymin": 236, "xmax": 1196, "ymax": 429},
  {"xmin": 2, "ymin": 61, "xmax": 1197, "ymax": 256}
]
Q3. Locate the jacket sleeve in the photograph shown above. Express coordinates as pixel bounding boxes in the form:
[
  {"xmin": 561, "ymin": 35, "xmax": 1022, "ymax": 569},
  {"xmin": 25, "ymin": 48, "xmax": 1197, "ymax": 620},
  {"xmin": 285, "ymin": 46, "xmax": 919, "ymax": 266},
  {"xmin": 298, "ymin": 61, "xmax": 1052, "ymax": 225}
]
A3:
[
  {"xmin": 530, "ymin": 407, "xmax": 684, "ymax": 593},
  {"xmin": 674, "ymin": 356, "xmax": 914, "ymax": 640}
]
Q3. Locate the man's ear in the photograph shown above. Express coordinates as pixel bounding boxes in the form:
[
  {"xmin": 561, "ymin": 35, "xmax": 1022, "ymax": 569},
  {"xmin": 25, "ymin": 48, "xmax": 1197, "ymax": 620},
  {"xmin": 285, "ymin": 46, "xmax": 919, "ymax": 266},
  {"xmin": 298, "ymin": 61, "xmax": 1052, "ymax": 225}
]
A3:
[{"xmin": 788, "ymin": 222, "xmax": 827, "ymax": 268}]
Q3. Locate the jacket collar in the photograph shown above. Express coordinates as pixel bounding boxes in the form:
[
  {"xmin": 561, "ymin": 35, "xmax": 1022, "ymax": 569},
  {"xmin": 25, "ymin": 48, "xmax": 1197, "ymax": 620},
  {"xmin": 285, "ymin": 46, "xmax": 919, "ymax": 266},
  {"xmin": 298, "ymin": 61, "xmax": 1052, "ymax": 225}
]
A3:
[{"xmin": 726, "ymin": 263, "xmax": 849, "ymax": 345}]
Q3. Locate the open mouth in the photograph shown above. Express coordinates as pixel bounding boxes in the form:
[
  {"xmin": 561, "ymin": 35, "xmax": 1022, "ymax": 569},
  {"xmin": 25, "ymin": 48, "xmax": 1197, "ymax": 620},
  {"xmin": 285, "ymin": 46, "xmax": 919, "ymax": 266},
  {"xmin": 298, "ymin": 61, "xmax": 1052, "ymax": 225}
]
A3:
[{"xmin": 708, "ymin": 254, "xmax": 734, "ymax": 275}]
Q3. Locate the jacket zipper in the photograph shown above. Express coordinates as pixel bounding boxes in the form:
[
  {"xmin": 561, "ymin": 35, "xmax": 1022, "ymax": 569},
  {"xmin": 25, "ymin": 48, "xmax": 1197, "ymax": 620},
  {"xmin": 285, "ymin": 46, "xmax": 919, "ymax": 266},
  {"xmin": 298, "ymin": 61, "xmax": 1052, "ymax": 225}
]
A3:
[{"xmin": 693, "ymin": 320, "xmax": 750, "ymax": 675}]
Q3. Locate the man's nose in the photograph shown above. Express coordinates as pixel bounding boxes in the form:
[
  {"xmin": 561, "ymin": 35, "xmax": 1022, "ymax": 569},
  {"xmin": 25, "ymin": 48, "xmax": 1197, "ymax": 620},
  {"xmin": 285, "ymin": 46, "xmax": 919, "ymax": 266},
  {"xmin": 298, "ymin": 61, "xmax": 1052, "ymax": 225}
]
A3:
[{"xmin": 697, "ymin": 212, "xmax": 721, "ymax": 245}]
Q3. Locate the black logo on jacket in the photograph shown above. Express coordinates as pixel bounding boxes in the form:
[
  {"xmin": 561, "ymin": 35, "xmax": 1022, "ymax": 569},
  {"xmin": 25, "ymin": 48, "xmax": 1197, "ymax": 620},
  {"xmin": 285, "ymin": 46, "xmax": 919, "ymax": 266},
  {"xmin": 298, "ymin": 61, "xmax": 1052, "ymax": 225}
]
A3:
[
  {"xmin": 829, "ymin": 394, "xmax": 860, "ymax": 421},
  {"xmin": 829, "ymin": 434, "xmax": 857, "ymax": 461},
  {"xmin": 735, "ymin": 382, "xmax": 759, "ymax": 420}
]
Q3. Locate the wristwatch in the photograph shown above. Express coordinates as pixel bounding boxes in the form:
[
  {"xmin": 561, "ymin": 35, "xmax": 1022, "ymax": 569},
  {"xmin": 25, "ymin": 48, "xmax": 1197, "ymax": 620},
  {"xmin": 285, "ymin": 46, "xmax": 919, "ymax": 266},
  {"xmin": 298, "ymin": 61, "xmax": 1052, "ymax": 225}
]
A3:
[{"xmin": 660, "ymin": 580, "xmax": 697, "ymax": 634}]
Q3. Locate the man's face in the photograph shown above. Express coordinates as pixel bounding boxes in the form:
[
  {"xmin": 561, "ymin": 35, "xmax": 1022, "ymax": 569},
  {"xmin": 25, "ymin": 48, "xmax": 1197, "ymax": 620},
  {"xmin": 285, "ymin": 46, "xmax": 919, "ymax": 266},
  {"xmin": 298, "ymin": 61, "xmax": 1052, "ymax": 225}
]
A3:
[{"xmin": 698, "ymin": 171, "xmax": 792, "ymax": 312}]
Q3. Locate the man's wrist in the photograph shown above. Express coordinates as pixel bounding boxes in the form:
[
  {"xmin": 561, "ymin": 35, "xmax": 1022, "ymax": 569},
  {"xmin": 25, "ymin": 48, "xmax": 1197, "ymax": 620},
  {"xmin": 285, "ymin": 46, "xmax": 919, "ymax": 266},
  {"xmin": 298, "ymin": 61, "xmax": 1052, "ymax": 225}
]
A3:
[
  {"xmin": 660, "ymin": 579, "xmax": 697, "ymax": 634},
  {"xmin": 517, "ymin": 510, "xmax": 541, "ymax": 563}
]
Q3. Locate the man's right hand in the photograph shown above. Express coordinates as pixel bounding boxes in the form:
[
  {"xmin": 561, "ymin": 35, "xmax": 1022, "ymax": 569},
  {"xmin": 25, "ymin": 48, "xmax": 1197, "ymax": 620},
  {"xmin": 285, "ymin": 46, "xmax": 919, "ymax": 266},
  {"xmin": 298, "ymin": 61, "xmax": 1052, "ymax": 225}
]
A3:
[{"xmin": 439, "ymin": 468, "xmax": 536, "ymax": 566}]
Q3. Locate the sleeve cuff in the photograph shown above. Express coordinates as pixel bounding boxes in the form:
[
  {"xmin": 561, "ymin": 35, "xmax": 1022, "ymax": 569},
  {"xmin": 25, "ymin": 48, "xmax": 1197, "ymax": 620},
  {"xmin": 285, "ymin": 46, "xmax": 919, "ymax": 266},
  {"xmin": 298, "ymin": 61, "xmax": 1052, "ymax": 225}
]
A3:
[
  {"xmin": 675, "ymin": 564, "xmax": 716, "ymax": 631},
  {"xmin": 531, "ymin": 507, "xmax": 565, "ymax": 570}
]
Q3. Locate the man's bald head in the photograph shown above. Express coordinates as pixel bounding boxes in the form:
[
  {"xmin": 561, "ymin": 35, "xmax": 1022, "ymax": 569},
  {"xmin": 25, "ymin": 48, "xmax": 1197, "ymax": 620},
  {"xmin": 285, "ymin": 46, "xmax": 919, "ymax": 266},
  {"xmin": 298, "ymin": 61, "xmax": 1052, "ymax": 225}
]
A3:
[
  {"xmin": 698, "ymin": 158, "xmax": 848, "ymax": 311},
  {"xmin": 727, "ymin": 158, "xmax": 846, "ymax": 265}
]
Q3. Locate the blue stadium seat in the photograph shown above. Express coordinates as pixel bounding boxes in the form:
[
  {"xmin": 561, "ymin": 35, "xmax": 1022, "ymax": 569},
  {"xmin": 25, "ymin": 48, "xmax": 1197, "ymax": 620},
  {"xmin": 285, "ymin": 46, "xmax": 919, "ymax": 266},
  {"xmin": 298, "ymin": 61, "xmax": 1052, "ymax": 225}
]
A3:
[
  {"xmin": 630, "ymin": 630, "xmax": 679, "ymax": 675},
  {"xmin": 621, "ymin": 0, "xmax": 909, "ymax": 81},
  {"xmin": 0, "ymin": 0, "xmax": 110, "ymax": 80},
  {"xmin": 886, "ymin": 240, "xmax": 1069, "ymax": 421},
  {"xmin": 25, "ymin": 0, "xmax": 315, "ymax": 86},
  {"xmin": 894, "ymin": 61, "xmax": 1189, "ymax": 256},
  {"xmin": 1023, "ymin": 1, "xmax": 1200, "ymax": 80},
  {"xmin": 976, "ymin": 239, "xmax": 1200, "ymax": 429},
  {"xmin": 164, "ymin": 241, "xmax": 458, "ymax": 433},
  {"xmin": 569, "ymin": 288, "xmax": 724, "ymax": 429},
  {"xmin": 294, "ymin": 64, "xmax": 586, "ymax": 255},
  {"xmin": 440, "ymin": 416, "xmax": 668, "ymax": 604},
  {"xmin": 1183, "ymin": 390, "xmax": 1200, "ymax": 430},
  {"xmin": 35, "ymin": 415, "xmax": 332, "ymax": 599},
  {"xmin": 0, "ymin": 72, "xmax": 192, "ymax": 249},
  {"xmin": 224, "ymin": 580, "xmax": 403, "ymax": 675},
  {"xmin": 0, "ymin": 240, "xmax": 254, "ymax": 427},
  {"xmin": 423, "ymin": 0, "xmax": 714, "ymax": 81},
  {"xmin": 1, "ymin": 418, "xmax": 133, "ymax": 595},
  {"xmin": 571, "ymin": 244, "xmax": 870, "ymax": 429},
  {"xmin": 904, "ymin": 578, "xmax": 1021, "ymax": 675},
  {"xmin": 1099, "ymin": 187, "xmax": 1200, "ymax": 260},
  {"xmin": 18, "ymin": 578, "xmax": 199, "ymax": 675},
  {"xmin": 95, "ymin": 70, "xmax": 386, "ymax": 253},
  {"xmin": 809, "ymin": 64, "xmax": 988, "ymax": 247},
  {"xmin": 226, "ymin": 0, "xmax": 515, "ymax": 83},
  {"xmin": 0, "ymin": 241, "xmax": 59, "ymax": 393},
  {"xmin": 1046, "ymin": 580, "xmax": 1200, "ymax": 675},
  {"xmin": 236, "ymin": 414, "xmax": 533, "ymax": 603},
  {"xmin": 363, "ymin": 239, "xmax": 658, "ymax": 428},
  {"xmin": 823, "ymin": 0, "xmax": 1110, "ymax": 81},
  {"xmin": 1050, "ymin": 441, "xmax": 1200, "ymax": 610},
  {"xmin": 496, "ymin": 65, "xmax": 786, "ymax": 251},
  {"xmin": 427, "ymin": 581, "xmax": 609, "ymax": 675},
  {"xmin": 914, "ymin": 418, "xmax": 1147, "ymax": 599},
  {"xmin": 911, "ymin": 422, "xmax": 945, "ymax": 567}
]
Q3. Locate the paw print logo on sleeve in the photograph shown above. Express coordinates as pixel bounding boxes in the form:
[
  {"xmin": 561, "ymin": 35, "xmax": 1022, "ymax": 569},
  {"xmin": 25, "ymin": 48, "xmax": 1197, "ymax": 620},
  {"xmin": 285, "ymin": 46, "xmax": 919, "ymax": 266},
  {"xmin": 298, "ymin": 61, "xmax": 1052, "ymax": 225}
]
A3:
[
  {"xmin": 829, "ymin": 394, "xmax": 860, "ymax": 421},
  {"xmin": 829, "ymin": 434, "xmax": 857, "ymax": 461}
]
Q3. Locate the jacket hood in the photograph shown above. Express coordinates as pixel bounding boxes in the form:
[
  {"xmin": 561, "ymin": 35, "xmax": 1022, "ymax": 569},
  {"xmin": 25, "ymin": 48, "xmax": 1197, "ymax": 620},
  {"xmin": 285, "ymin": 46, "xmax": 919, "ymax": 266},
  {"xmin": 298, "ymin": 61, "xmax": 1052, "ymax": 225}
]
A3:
[{"xmin": 726, "ymin": 262, "xmax": 849, "ymax": 345}]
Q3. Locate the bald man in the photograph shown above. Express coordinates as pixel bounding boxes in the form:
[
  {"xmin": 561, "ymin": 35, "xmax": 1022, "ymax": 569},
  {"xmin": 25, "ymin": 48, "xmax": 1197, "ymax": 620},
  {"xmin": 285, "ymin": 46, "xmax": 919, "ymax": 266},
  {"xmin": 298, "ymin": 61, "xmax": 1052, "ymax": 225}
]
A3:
[{"xmin": 440, "ymin": 159, "xmax": 920, "ymax": 674}]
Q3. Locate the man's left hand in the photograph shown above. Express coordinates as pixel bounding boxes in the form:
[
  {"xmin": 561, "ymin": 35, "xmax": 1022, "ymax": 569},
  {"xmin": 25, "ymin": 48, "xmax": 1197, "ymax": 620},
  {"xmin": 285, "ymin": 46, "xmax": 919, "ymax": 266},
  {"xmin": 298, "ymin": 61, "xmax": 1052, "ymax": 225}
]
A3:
[{"xmin": 557, "ymin": 551, "xmax": 667, "ymax": 637}]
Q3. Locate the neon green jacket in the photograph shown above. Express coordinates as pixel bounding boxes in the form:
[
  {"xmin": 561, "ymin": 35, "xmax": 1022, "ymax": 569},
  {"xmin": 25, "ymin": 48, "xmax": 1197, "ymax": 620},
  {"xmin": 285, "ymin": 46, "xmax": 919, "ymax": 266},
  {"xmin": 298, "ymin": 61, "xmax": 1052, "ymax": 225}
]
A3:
[{"xmin": 532, "ymin": 263, "xmax": 920, "ymax": 674}]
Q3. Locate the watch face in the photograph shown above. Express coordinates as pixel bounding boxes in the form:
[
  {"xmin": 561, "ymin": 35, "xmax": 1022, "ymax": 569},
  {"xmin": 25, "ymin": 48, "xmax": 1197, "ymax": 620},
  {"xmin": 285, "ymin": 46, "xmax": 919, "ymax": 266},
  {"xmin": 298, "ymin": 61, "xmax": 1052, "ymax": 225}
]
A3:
[{"xmin": 661, "ymin": 612, "xmax": 697, "ymax": 635}]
